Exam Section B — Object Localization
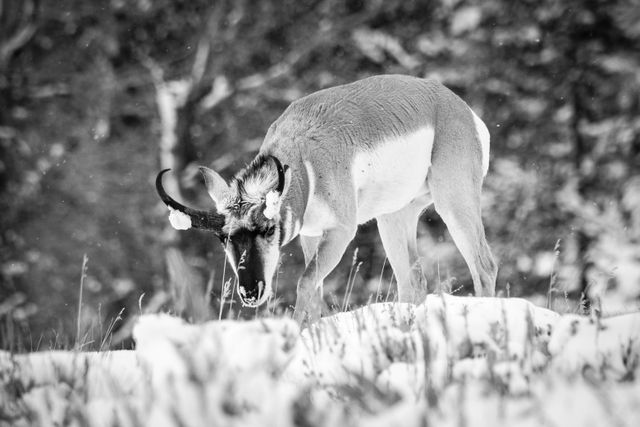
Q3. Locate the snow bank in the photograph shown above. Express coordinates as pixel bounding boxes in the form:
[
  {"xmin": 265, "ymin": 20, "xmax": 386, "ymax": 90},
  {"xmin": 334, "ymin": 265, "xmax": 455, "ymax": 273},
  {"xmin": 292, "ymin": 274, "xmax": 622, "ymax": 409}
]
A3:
[
  {"xmin": 432, "ymin": 379, "xmax": 640, "ymax": 427},
  {"xmin": 0, "ymin": 349, "xmax": 141, "ymax": 395},
  {"xmin": 288, "ymin": 303, "xmax": 420, "ymax": 391},
  {"xmin": 287, "ymin": 294, "xmax": 559, "ymax": 395},
  {"xmin": 133, "ymin": 314, "xmax": 299, "ymax": 380},
  {"xmin": 549, "ymin": 311, "xmax": 640, "ymax": 380},
  {"xmin": 3, "ymin": 294, "xmax": 640, "ymax": 426},
  {"xmin": 416, "ymin": 294, "xmax": 559, "ymax": 392},
  {"xmin": 0, "ymin": 349, "xmax": 142, "ymax": 426},
  {"xmin": 132, "ymin": 314, "xmax": 301, "ymax": 427}
]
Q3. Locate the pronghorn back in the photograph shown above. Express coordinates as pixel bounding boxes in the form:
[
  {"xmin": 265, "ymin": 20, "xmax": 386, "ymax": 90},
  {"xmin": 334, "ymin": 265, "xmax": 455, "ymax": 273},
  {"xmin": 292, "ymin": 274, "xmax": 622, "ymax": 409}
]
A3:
[
  {"xmin": 260, "ymin": 75, "xmax": 489, "ymax": 224},
  {"xmin": 263, "ymin": 76, "xmax": 487, "ymax": 163}
]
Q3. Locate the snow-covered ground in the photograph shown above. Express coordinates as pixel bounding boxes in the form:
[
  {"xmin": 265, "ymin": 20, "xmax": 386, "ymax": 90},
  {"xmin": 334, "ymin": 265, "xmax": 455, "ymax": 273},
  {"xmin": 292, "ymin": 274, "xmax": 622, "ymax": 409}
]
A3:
[{"xmin": 1, "ymin": 294, "xmax": 640, "ymax": 426}]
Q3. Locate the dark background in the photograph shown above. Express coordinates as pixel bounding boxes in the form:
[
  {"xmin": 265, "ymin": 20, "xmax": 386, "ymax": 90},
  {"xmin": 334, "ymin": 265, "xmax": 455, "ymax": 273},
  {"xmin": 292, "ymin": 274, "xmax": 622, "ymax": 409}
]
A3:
[{"xmin": 1, "ymin": 0, "xmax": 639, "ymax": 350}]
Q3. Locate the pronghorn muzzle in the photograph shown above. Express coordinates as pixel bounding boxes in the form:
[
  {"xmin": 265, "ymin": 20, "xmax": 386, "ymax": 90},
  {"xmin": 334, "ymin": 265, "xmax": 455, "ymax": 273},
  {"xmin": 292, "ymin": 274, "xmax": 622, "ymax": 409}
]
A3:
[
  {"xmin": 230, "ymin": 231, "xmax": 272, "ymax": 307},
  {"xmin": 155, "ymin": 169, "xmax": 225, "ymax": 233}
]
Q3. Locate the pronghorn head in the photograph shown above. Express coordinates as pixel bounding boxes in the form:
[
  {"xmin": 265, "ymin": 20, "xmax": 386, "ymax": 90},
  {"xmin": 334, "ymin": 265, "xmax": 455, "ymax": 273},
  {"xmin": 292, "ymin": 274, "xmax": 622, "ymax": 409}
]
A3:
[{"xmin": 156, "ymin": 155, "xmax": 291, "ymax": 307}]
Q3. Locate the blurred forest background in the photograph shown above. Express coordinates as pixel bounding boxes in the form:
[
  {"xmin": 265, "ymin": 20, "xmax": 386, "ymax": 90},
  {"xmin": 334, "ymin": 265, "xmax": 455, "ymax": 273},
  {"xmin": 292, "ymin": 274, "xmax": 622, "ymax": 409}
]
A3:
[{"xmin": 1, "ymin": 0, "xmax": 640, "ymax": 350}]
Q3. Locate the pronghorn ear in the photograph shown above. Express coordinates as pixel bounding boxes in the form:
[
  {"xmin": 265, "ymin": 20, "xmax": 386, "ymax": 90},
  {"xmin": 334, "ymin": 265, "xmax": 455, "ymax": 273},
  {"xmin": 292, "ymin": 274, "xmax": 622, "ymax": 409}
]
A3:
[
  {"xmin": 263, "ymin": 166, "xmax": 291, "ymax": 219},
  {"xmin": 199, "ymin": 166, "xmax": 229, "ymax": 206},
  {"xmin": 281, "ymin": 165, "xmax": 292, "ymax": 197}
]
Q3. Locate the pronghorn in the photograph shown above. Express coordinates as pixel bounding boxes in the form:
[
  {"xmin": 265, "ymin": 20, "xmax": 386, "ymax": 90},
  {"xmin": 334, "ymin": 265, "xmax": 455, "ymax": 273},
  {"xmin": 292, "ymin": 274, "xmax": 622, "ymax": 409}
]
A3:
[{"xmin": 156, "ymin": 75, "xmax": 498, "ymax": 324}]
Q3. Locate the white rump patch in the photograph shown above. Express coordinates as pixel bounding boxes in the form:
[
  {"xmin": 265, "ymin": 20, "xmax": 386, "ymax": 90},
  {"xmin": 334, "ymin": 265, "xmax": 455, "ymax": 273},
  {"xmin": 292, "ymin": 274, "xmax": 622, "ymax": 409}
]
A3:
[
  {"xmin": 168, "ymin": 208, "xmax": 192, "ymax": 230},
  {"xmin": 470, "ymin": 109, "xmax": 490, "ymax": 176}
]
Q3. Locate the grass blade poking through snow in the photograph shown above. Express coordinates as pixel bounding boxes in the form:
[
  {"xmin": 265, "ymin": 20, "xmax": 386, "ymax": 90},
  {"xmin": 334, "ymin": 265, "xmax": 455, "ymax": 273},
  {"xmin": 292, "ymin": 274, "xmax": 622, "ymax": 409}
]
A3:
[
  {"xmin": 343, "ymin": 252, "xmax": 363, "ymax": 312},
  {"xmin": 375, "ymin": 258, "xmax": 387, "ymax": 303},
  {"xmin": 547, "ymin": 239, "xmax": 561, "ymax": 310},
  {"xmin": 219, "ymin": 237, "xmax": 232, "ymax": 321},
  {"xmin": 99, "ymin": 307, "xmax": 125, "ymax": 351},
  {"xmin": 75, "ymin": 254, "xmax": 89, "ymax": 351},
  {"xmin": 342, "ymin": 248, "xmax": 359, "ymax": 312}
]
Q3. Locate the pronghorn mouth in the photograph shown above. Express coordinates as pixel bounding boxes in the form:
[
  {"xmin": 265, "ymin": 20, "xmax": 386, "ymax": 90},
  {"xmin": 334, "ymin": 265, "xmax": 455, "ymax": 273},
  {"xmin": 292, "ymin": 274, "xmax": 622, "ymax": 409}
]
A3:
[{"xmin": 238, "ymin": 281, "xmax": 269, "ymax": 307}]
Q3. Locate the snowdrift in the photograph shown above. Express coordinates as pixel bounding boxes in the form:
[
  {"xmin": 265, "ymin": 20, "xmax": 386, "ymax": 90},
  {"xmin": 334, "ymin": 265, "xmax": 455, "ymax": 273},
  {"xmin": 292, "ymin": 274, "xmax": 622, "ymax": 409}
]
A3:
[{"xmin": 1, "ymin": 294, "xmax": 639, "ymax": 426}]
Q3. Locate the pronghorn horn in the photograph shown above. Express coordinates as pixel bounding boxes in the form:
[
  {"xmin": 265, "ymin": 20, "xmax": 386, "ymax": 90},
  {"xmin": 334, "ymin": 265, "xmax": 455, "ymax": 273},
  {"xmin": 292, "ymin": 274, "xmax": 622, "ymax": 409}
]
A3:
[
  {"xmin": 155, "ymin": 169, "xmax": 225, "ymax": 233},
  {"xmin": 268, "ymin": 155, "xmax": 286, "ymax": 194}
]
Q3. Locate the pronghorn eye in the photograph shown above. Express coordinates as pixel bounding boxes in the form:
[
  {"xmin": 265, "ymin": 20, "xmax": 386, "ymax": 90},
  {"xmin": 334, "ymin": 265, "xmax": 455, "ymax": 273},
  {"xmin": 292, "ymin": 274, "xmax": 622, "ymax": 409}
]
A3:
[{"xmin": 266, "ymin": 226, "xmax": 276, "ymax": 237}]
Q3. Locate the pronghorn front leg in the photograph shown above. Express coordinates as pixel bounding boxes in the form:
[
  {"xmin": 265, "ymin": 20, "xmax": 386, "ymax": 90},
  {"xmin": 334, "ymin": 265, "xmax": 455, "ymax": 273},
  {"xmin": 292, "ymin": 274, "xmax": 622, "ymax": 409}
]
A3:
[{"xmin": 294, "ymin": 226, "xmax": 357, "ymax": 325}]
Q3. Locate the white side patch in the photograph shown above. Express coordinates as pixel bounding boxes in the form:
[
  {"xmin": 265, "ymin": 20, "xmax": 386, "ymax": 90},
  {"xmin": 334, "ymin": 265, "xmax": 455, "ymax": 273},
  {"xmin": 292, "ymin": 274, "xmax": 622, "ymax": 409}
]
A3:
[
  {"xmin": 352, "ymin": 127, "xmax": 434, "ymax": 223},
  {"xmin": 168, "ymin": 208, "xmax": 192, "ymax": 230},
  {"xmin": 470, "ymin": 109, "xmax": 490, "ymax": 176}
]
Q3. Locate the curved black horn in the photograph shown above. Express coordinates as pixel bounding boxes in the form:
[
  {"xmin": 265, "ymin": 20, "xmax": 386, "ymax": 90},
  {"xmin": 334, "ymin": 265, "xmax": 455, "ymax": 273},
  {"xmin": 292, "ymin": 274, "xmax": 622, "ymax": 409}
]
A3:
[
  {"xmin": 155, "ymin": 169, "xmax": 225, "ymax": 233},
  {"xmin": 268, "ymin": 155, "xmax": 286, "ymax": 194}
]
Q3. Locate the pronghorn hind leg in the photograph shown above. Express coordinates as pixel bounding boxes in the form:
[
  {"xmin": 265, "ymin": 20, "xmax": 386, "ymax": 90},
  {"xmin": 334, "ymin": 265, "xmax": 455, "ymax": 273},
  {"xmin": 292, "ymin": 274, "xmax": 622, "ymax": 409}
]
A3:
[
  {"xmin": 428, "ymin": 169, "xmax": 497, "ymax": 296},
  {"xmin": 376, "ymin": 194, "xmax": 432, "ymax": 304},
  {"xmin": 294, "ymin": 226, "xmax": 357, "ymax": 325}
]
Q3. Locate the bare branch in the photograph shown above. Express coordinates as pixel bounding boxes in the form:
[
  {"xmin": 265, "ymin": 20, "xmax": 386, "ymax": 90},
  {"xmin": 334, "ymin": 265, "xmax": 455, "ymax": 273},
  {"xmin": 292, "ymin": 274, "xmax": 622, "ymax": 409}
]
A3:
[
  {"xmin": 0, "ymin": 24, "xmax": 35, "ymax": 64},
  {"xmin": 0, "ymin": 0, "xmax": 37, "ymax": 68},
  {"xmin": 200, "ymin": 8, "xmax": 383, "ymax": 109}
]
